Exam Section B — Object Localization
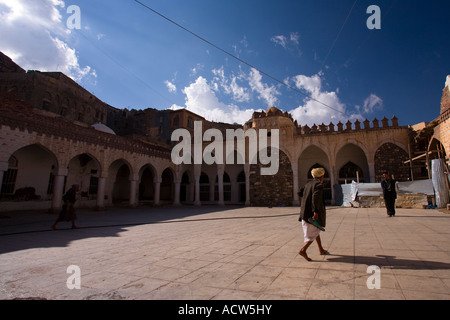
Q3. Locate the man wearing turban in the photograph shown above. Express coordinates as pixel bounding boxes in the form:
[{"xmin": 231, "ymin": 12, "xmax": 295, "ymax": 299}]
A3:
[{"xmin": 298, "ymin": 168, "xmax": 329, "ymax": 261}]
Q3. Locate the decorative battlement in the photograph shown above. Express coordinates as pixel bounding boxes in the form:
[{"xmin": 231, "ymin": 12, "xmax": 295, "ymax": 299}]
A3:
[
  {"xmin": 246, "ymin": 107, "xmax": 401, "ymax": 136},
  {"xmin": 296, "ymin": 116, "xmax": 400, "ymax": 135}
]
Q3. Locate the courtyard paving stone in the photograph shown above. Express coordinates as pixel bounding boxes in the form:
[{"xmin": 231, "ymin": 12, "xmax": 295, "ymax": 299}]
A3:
[{"xmin": 0, "ymin": 205, "xmax": 449, "ymax": 300}]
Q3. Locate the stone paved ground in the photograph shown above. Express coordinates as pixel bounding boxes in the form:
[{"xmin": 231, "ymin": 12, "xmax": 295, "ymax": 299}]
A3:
[{"xmin": 0, "ymin": 205, "xmax": 449, "ymax": 300}]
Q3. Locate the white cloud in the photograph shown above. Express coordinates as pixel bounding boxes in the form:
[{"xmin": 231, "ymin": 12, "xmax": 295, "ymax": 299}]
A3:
[
  {"xmin": 180, "ymin": 67, "xmax": 380, "ymax": 128},
  {"xmin": 248, "ymin": 68, "xmax": 280, "ymax": 107},
  {"xmin": 190, "ymin": 63, "xmax": 204, "ymax": 76},
  {"xmin": 293, "ymin": 73, "xmax": 322, "ymax": 95},
  {"xmin": 182, "ymin": 76, "xmax": 256, "ymax": 125},
  {"xmin": 289, "ymin": 73, "xmax": 355, "ymax": 126},
  {"xmin": 289, "ymin": 74, "xmax": 385, "ymax": 127},
  {"xmin": 270, "ymin": 35, "xmax": 288, "ymax": 49},
  {"xmin": 362, "ymin": 94, "xmax": 383, "ymax": 114},
  {"xmin": 290, "ymin": 32, "xmax": 300, "ymax": 45},
  {"xmin": 0, "ymin": 0, "xmax": 96, "ymax": 82},
  {"xmin": 212, "ymin": 66, "xmax": 250, "ymax": 103},
  {"xmin": 165, "ymin": 80, "xmax": 177, "ymax": 93},
  {"xmin": 169, "ymin": 104, "xmax": 184, "ymax": 111},
  {"xmin": 271, "ymin": 32, "xmax": 301, "ymax": 55},
  {"xmin": 240, "ymin": 36, "xmax": 249, "ymax": 48}
]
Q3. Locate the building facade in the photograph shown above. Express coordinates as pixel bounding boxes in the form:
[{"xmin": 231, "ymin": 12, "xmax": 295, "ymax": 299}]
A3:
[{"xmin": 0, "ymin": 52, "xmax": 448, "ymax": 212}]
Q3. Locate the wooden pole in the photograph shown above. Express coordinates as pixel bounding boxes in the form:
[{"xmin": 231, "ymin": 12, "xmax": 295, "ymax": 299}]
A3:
[
  {"xmin": 426, "ymin": 139, "xmax": 431, "ymax": 179},
  {"xmin": 408, "ymin": 144, "xmax": 414, "ymax": 181}
]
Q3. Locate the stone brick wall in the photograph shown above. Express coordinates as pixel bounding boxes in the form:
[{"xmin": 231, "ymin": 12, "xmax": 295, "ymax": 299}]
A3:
[
  {"xmin": 0, "ymin": 96, "xmax": 172, "ymax": 161},
  {"xmin": 249, "ymin": 150, "xmax": 293, "ymax": 206},
  {"xmin": 440, "ymin": 83, "xmax": 450, "ymax": 115},
  {"xmin": 357, "ymin": 194, "xmax": 428, "ymax": 209},
  {"xmin": 440, "ymin": 118, "xmax": 450, "ymax": 159},
  {"xmin": 374, "ymin": 143, "xmax": 410, "ymax": 182},
  {"xmin": 440, "ymin": 83, "xmax": 450, "ymax": 157}
]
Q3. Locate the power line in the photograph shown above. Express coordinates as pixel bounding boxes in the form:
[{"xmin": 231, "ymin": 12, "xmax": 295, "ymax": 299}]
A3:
[
  {"xmin": 326, "ymin": 0, "xmax": 398, "ymax": 82},
  {"xmin": 320, "ymin": 0, "xmax": 359, "ymax": 72},
  {"xmin": 133, "ymin": 0, "xmax": 346, "ymax": 115}
]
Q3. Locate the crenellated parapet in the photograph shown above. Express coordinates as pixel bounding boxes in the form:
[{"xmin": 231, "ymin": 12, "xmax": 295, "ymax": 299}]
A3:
[
  {"xmin": 244, "ymin": 107, "xmax": 401, "ymax": 136},
  {"xmin": 295, "ymin": 116, "xmax": 400, "ymax": 136}
]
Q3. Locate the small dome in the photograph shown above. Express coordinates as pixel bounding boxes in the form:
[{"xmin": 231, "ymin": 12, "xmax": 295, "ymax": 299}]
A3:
[
  {"xmin": 92, "ymin": 123, "xmax": 116, "ymax": 135},
  {"xmin": 265, "ymin": 107, "xmax": 283, "ymax": 117}
]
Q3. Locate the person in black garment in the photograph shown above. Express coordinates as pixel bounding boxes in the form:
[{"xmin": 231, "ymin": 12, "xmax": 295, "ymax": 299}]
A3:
[
  {"xmin": 298, "ymin": 168, "xmax": 329, "ymax": 261},
  {"xmin": 381, "ymin": 172, "xmax": 397, "ymax": 217},
  {"xmin": 51, "ymin": 184, "xmax": 80, "ymax": 230}
]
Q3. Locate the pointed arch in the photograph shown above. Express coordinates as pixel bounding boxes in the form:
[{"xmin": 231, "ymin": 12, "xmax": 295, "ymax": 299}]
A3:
[
  {"xmin": 160, "ymin": 167, "xmax": 175, "ymax": 202},
  {"xmin": 108, "ymin": 159, "xmax": 133, "ymax": 204},
  {"xmin": 67, "ymin": 153, "xmax": 102, "ymax": 197},
  {"xmin": 180, "ymin": 170, "xmax": 194, "ymax": 203},
  {"xmin": 339, "ymin": 161, "xmax": 364, "ymax": 183},
  {"xmin": 199, "ymin": 172, "xmax": 210, "ymax": 202},
  {"xmin": 336, "ymin": 143, "xmax": 370, "ymax": 183},
  {"xmin": 1, "ymin": 144, "xmax": 58, "ymax": 199},
  {"xmin": 374, "ymin": 143, "xmax": 410, "ymax": 182},
  {"xmin": 138, "ymin": 164, "xmax": 157, "ymax": 201},
  {"xmin": 298, "ymin": 146, "xmax": 332, "ymax": 202}
]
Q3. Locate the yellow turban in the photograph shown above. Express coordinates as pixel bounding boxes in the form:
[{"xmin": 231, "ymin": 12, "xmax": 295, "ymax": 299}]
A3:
[{"xmin": 311, "ymin": 168, "xmax": 325, "ymax": 178}]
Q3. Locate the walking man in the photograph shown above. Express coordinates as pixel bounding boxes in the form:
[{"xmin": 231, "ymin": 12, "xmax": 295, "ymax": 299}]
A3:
[
  {"xmin": 298, "ymin": 168, "xmax": 329, "ymax": 261},
  {"xmin": 51, "ymin": 184, "xmax": 80, "ymax": 230},
  {"xmin": 381, "ymin": 172, "xmax": 397, "ymax": 217}
]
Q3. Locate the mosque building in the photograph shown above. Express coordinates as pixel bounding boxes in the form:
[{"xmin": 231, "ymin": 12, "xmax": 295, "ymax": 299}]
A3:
[{"xmin": 0, "ymin": 51, "xmax": 448, "ymax": 212}]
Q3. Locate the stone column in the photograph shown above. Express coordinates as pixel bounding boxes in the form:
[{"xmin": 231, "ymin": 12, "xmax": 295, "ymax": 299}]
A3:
[
  {"xmin": 129, "ymin": 174, "xmax": 139, "ymax": 208},
  {"xmin": 244, "ymin": 163, "xmax": 251, "ymax": 206},
  {"xmin": 194, "ymin": 164, "xmax": 201, "ymax": 206},
  {"xmin": 194, "ymin": 175, "xmax": 201, "ymax": 206},
  {"xmin": 96, "ymin": 177, "xmax": 107, "ymax": 211},
  {"xmin": 329, "ymin": 155, "xmax": 338, "ymax": 206},
  {"xmin": 173, "ymin": 180, "xmax": 181, "ymax": 206},
  {"xmin": 291, "ymin": 162, "xmax": 300, "ymax": 206},
  {"xmin": 189, "ymin": 178, "xmax": 195, "ymax": 203},
  {"xmin": 51, "ymin": 168, "xmax": 68, "ymax": 214},
  {"xmin": 154, "ymin": 177, "xmax": 161, "ymax": 206},
  {"xmin": 209, "ymin": 181, "xmax": 215, "ymax": 202},
  {"xmin": 217, "ymin": 165, "xmax": 224, "ymax": 206},
  {"xmin": 329, "ymin": 167, "xmax": 336, "ymax": 205},
  {"xmin": 368, "ymin": 162, "xmax": 376, "ymax": 183}
]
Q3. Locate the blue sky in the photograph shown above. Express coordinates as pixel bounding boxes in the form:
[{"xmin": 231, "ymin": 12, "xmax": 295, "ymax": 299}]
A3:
[{"xmin": 1, "ymin": 0, "xmax": 449, "ymax": 126}]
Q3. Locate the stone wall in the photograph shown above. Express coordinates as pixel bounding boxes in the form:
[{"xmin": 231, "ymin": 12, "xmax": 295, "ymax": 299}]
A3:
[
  {"xmin": 374, "ymin": 143, "xmax": 411, "ymax": 182},
  {"xmin": 249, "ymin": 151, "xmax": 293, "ymax": 206},
  {"xmin": 396, "ymin": 193, "xmax": 429, "ymax": 208},
  {"xmin": 440, "ymin": 79, "xmax": 450, "ymax": 157},
  {"xmin": 0, "ymin": 96, "xmax": 171, "ymax": 161},
  {"xmin": 357, "ymin": 193, "xmax": 429, "ymax": 209}
]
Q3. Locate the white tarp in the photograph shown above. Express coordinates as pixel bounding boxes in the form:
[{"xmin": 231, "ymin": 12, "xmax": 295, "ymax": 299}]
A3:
[
  {"xmin": 431, "ymin": 159, "xmax": 449, "ymax": 208},
  {"xmin": 398, "ymin": 179, "xmax": 434, "ymax": 195},
  {"xmin": 337, "ymin": 179, "xmax": 435, "ymax": 207}
]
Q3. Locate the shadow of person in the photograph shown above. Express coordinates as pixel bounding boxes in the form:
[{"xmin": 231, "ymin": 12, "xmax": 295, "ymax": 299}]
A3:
[{"xmin": 325, "ymin": 254, "xmax": 450, "ymax": 270}]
